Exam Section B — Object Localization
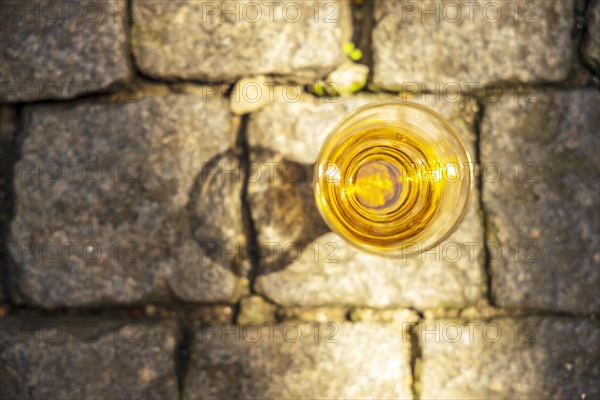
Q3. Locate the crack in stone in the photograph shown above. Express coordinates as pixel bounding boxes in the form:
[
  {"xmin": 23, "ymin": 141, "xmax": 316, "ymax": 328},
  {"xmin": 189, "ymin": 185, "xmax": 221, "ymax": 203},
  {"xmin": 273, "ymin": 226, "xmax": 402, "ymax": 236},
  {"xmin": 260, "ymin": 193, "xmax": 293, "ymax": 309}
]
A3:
[
  {"xmin": 2, "ymin": 105, "xmax": 25, "ymax": 304},
  {"xmin": 174, "ymin": 322, "xmax": 194, "ymax": 400},
  {"xmin": 409, "ymin": 314, "xmax": 424, "ymax": 400},
  {"xmin": 351, "ymin": 0, "xmax": 375, "ymax": 79},
  {"xmin": 473, "ymin": 97, "xmax": 494, "ymax": 307},
  {"xmin": 237, "ymin": 114, "xmax": 261, "ymax": 291}
]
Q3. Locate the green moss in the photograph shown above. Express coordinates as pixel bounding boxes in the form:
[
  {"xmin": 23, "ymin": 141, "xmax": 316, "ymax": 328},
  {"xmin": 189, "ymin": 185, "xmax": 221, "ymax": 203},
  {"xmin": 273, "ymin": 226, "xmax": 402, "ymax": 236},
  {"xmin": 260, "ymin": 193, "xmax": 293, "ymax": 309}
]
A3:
[
  {"xmin": 342, "ymin": 41, "xmax": 355, "ymax": 55},
  {"xmin": 350, "ymin": 48, "xmax": 363, "ymax": 61},
  {"xmin": 311, "ymin": 81, "xmax": 340, "ymax": 97},
  {"xmin": 349, "ymin": 309, "xmax": 364, "ymax": 321},
  {"xmin": 343, "ymin": 41, "xmax": 363, "ymax": 61},
  {"xmin": 347, "ymin": 79, "xmax": 366, "ymax": 94}
]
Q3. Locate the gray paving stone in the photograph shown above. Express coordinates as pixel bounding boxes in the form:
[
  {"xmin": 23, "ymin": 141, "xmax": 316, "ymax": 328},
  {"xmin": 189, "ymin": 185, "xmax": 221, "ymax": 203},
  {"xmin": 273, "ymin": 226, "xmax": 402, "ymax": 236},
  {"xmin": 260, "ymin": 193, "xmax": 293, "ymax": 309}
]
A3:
[
  {"xmin": 249, "ymin": 94, "xmax": 485, "ymax": 308},
  {"xmin": 583, "ymin": 0, "xmax": 600, "ymax": 73},
  {"xmin": 183, "ymin": 322, "xmax": 412, "ymax": 399},
  {"xmin": 255, "ymin": 212, "xmax": 483, "ymax": 309},
  {"xmin": 0, "ymin": 318, "xmax": 179, "ymax": 399},
  {"xmin": 248, "ymin": 92, "xmax": 478, "ymax": 167},
  {"xmin": 420, "ymin": 317, "xmax": 600, "ymax": 399},
  {"xmin": 247, "ymin": 94, "xmax": 376, "ymax": 165},
  {"xmin": 246, "ymin": 96, "xmax": 374, "ymax": 275},
  {"xmin": 10, "ymin": 94, "xmax": 245, "ymax": 307},
  {"xmin": 481, "ymin": 89, "xmax": 600, "ymax": 313},
  {"xmin": 132, "ymin": 0, "xmax": 350, "ymax": 84},
  {"xmin": 168, "ymin": 153, "xmax": 249, "ymax": 303},
  {"xmin": 246, "ymin": 148, "xmax": 329, "ymax": 272},
  {"xmin": 1, "ymin": 0, "xmax": 131, "ymax": 103},
  {"xmin": 372, "ymin": 0, "xmax": 579, "ymax": 91}
]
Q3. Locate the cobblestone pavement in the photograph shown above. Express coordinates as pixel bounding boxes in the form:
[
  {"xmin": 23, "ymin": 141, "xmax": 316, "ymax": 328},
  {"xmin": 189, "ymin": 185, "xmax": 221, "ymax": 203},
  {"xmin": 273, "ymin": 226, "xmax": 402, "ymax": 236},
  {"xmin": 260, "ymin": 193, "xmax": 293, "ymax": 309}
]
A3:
[{"xmin": 1, "ymin": 0, "xmax": 599, "ymax": 399}]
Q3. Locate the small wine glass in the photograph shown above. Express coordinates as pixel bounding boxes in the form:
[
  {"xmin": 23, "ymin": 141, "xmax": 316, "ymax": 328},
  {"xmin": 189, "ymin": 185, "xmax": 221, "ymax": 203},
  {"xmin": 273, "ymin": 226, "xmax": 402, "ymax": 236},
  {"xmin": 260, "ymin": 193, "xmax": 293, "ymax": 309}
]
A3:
[{"xmin": 314, "ymin": 100, "xmax": 473, "ymax": 257}]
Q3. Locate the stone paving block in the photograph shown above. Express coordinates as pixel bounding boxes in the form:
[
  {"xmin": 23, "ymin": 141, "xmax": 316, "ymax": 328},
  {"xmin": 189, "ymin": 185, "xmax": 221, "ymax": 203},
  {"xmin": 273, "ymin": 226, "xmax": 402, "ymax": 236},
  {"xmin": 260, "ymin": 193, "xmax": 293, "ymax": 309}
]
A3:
[
  {"xmin": 255, "ymin": 213, "xmax": 483, "ymax": 309},
  {"xmin": 168, "ymin": 153, "xmax": 248, "ymax": 303},
  {"xmin": 0, "ymin": 0, "xmax": 131, "ymax": 103},
  {"xmin": 10, "ymin": 94, "xmax": 246, "ymax": 307},
  {"xmin": 246, "ymin": 149, "xmax": 331, "ymax": 272},
  {"xmin": 183, "ymin": 322, "xmax": 412, "ymax": 399},
  {"xmin": 248, "ymin": 94, "xmax": 484, "ymax": 309},
  {"xmin": 372, "ymin": 0, "xmax": 579, "ymax": 91},
  {"xmin": 248, "ymin": 94, "xmax": 376, "ymax": 165},
  {"xmin": 132, "ymin": 0, "xmax": 350, "ymax": 84},
  {"xmin": 245, "ymin": 95, "xmax": 368, "ymax": 268},
  {"xmin": 481, "ymin": 89, "xmax": 600, "ymax": 313},
  {"xmin": 583, "ymin": 0, "xmax": 600, "ymax": 73},
  {"xmin": 247, "ymin": 92, "xmax": 478, "ymax": 171},
  {"xmin": 420, "ymin": 317, "xmax": 600, "ymax": 399},
  {"xmin": 0, "ymin": 318, "xmax": 179, "ymax": 399}
]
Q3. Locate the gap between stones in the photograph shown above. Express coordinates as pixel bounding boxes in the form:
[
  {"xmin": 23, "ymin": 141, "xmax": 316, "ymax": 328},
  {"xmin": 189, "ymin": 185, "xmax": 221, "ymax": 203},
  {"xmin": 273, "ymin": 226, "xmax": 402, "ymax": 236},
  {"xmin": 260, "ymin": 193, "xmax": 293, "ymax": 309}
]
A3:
[
  {"xmin": 577, "ymin": 0, "xmax": 599, "ymax": 80},
  {"xmin": 230, "ymin": 113, "xmax": 283, "ymax": 322},
  {"xmin": 351, "ymin": 0, "xmax": 375, "ymax": 81},
  {"xmin": 472, "ymin": 98, "xmax": 494, "ymax": 306},
  {"xmin": 174, "ymin": 322, "xmax": 194, "ymax": 400},
  {"xmin": 124, "ymin": 0, "xmax": 136, "ymax": 79},
  {"xmin": 2, "ymin": 104, "xmax": 25, "ymax": 303},
  {"xmin": 409, "ymin": 314, "xmax": 424, "ymax": 400},
  {"xmin": 236, "ymin": 114, "xmax": 261, "ymax": 292}
]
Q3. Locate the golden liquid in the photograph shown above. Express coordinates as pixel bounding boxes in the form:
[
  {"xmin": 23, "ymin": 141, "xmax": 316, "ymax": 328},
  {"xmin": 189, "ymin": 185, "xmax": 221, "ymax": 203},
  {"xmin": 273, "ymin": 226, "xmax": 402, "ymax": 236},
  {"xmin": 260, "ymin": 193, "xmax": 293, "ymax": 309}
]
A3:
[
  {"xmin": 315, "ymin": 101, "xmax": 472, "ymax": 256},
  {"xmin": 316, "ymin": 125, "xmax": 447, "ymax": 250}
]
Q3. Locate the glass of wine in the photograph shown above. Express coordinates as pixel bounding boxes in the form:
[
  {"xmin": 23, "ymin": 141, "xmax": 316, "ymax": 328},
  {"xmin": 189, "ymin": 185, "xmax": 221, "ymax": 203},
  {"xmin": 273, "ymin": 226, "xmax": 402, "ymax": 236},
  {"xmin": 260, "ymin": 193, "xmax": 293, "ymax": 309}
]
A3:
[{"xmin": 313, "ymin": 100, "xmax": 473, "ymax": 257}]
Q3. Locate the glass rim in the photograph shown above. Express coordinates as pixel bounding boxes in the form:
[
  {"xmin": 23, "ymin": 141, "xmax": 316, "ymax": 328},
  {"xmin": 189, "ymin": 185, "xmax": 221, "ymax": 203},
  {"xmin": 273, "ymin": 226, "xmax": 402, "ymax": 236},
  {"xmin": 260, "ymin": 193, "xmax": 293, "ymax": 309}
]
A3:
[{"xmin": 314, "ymin": 99, "xmax": 475, "ymax": 257}]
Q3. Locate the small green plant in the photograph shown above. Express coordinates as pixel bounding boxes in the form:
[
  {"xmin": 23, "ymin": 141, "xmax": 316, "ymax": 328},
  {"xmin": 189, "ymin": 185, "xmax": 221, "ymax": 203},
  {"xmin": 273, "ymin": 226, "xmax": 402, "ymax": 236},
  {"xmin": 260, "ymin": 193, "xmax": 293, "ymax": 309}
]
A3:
[
  {"xmin": 343, "ymin": 41, "xmax": 363, "ymax": 61},
  {"xmin": 311, "ymin": 81, "xmax": 339, "ymax": 97}
]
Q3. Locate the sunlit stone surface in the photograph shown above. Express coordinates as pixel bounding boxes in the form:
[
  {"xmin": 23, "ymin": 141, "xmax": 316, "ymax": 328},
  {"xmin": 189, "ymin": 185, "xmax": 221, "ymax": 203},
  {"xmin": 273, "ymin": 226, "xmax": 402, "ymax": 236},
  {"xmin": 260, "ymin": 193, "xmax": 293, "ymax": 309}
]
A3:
[
  {"xmin": 372, "ymin": 0, "xmax": 579, "ymax": 90},
  {"xmin": 249, "ymin": 94, "xmax": 485, "ymax": 308},
  {"xmin": 420, "ymin": 317, "xmax": 600, "ymax": 399},
  {"xmin": 183, "ymin": 322, "xmax": 412, "ymax": 399}
]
